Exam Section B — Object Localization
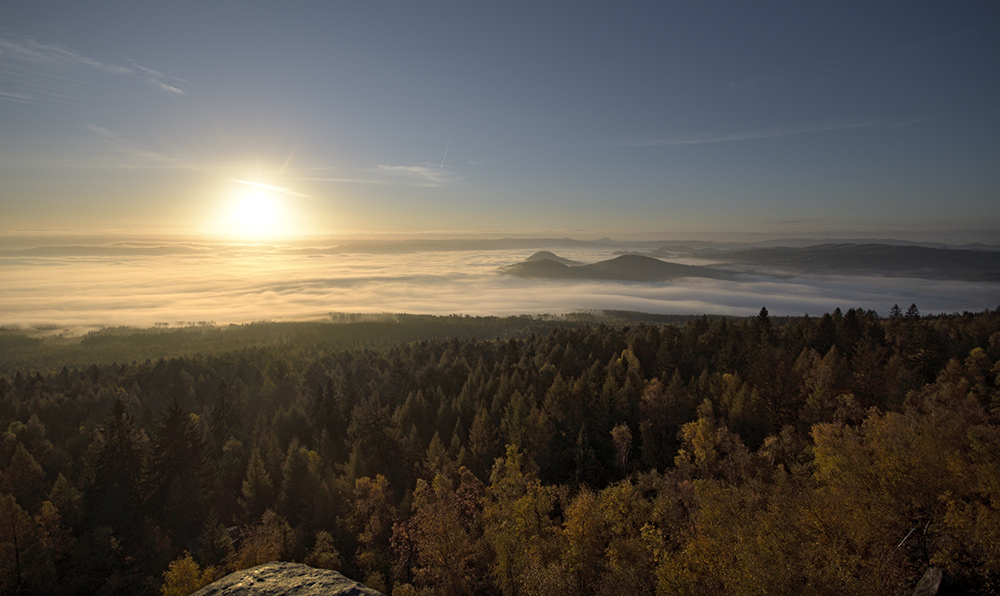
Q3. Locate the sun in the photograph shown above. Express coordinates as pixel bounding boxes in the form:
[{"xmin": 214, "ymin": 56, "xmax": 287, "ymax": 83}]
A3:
[
  {"xmin": 232, "ymin": 191, "xmax": 279, "ymax": 236},
  {"xmin": 206, "ymin": 179, "xmax": 307, "ymax": 240}
]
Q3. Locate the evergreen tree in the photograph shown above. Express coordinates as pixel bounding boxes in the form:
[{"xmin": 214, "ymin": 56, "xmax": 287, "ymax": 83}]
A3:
[
  {"xmin": 88, "ymin": 399, "xmax": 146, "ymax": 538},
  {"xmin": 239, "ymin": 447, "xmax": 275, "ymax": 523},
  {"xmin": 148, "ymin": 398, "xmax": 207, "ymax": 548}
]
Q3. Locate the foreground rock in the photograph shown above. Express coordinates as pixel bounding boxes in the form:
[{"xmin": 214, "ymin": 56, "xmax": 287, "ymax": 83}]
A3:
[
  {"xmin": 192, "ymin": 562, "xmax": 384, "ymax": 596},
  {"xmin": 911, "ymin": 567, "xmax": 967, "ymax": 596}
]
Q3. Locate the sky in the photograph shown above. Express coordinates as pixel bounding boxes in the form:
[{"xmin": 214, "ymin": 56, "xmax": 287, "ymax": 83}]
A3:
[{"xmin": 1, "ymin": 1, "xmax": 999, "ymax": 242}]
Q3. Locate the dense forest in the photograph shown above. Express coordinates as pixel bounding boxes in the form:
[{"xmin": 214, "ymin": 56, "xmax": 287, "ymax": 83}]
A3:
[{"xmin": 2, "ymin": 306, "xmax": 999, "ymax": 595}]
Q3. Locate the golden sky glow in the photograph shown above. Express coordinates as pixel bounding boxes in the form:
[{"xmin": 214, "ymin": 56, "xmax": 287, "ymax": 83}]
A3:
[
  {"xmin": 203, "ymin": 179, "xmax": 308, "ymax": 240},
  {"xmin": 1, "ymin": 4, "xmax": 997, "ymax": 240}
]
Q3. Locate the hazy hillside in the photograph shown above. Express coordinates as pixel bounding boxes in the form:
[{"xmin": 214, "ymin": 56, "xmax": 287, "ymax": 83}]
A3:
[
  {"xmin": 524, "ymin": 250, "xmax": 581, "ymax": 266},
  {"xmin": 0, "ymin": 312, "xmax": 707, "ymax": 375},
  {"xmin": 576, "ymin": 254, "xmax": 730, "ymax": 281},
  {"xmin": 699, "ymin": 243, "xmax": 1000, "ymax": 281},
  {"xmin": 503, "ymin": 243, "xmax": 1000, "ymax": 284},
  {"xmin": 502, "ymin": 253, "xmax": 730, "ymax": 281}
]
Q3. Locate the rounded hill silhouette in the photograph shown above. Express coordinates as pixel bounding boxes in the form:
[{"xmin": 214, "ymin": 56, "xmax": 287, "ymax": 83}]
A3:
[{"xmin": 502, "ymin": 253, "xmax": 729, "ymax": 281}]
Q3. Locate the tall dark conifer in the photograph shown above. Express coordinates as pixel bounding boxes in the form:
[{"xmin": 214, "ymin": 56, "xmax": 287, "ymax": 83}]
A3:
[
  {"xmin": 90, "ymin": 400, "xmax": 144, "ymax": 519},
  {"xmin": 149, "ymin": 398, "xmax": 206, "ymax": 548}
]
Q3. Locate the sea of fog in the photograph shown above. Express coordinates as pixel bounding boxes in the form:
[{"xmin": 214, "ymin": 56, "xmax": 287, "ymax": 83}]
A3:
[{"xmin": 2, "ymin": 240, "xmax": 998, "ymax": 332}]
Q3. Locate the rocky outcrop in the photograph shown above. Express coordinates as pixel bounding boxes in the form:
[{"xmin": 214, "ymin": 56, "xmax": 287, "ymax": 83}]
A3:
[
  {"xmin": 912, "ymin": 567, "xmax": 967, "ymax": 596},
  {"xmin": 191, "ymin": 562, "xmax": 384, "ymax": 596},
  {"xmin": 913, "ymin": 567, "xmax": 944, "ymax": 596}
]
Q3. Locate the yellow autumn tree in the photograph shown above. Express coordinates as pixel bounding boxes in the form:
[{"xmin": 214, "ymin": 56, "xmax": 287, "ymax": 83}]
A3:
[
  {"xmin": 354, "ymin": 474, "xmax": 397, "ymax": 593},
  {"xmin": 229, "ymin": 509, "xmax": 291, "ymax": 572},
  {"xmin": 483, "ymin": 445, "xmax": 562, "ymax": 596},
  {"xmin": 161, "ymin": 552, "xmax": 216, "ymax": 596},
  {"xmin": 393, "ymin": 467, "xmax": 487, "ymax": 596}
]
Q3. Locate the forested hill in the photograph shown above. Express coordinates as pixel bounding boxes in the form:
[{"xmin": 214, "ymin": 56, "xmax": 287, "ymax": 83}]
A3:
[
  {"xmin": 2, "ymin": 307, "xmax": 1000, "ymax": 595},
  {"xmin": 0, "ymin": 312, "xmax": 702, "ymax": 375}
]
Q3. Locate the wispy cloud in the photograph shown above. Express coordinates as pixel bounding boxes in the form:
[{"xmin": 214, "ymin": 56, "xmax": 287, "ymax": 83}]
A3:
[
  {"xmin": 373, "ymin": 164, "xmax": 458, "ymax": 186},
  {"xmin": 0, "ymin": 34, "xmax": 186, "ymax": 102},
  {"xmin": 893, "ymin": 116, "xmax": 930, "ymax": 128},
  {"xmin": 297, "ymin": 176, "xmax": 398, "ymax": 185},
  {"xmin": 0, "ymin": 90, "xmax": 33, "ymax": 102},
  {"xmin": 611, "ymin": 121, "xmax": 874, "ymax": 147},
  {"xmin": 233, "ymin": 179, "xmax": 312, "ymax": 198},
  {"xmin": 126, "ymin": 59, "xmax": 186, "ymax": 95},
  {"xmin": 297, "ymin": 163, "xmax": 460, "ymax": 187},
  {"xmin": 83, "ymin": 124, "xmax": 196, "ymax": 169}
]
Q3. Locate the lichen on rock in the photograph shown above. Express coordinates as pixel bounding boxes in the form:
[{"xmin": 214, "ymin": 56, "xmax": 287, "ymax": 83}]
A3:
[{"xmin": 191, "ymin": 562, "xmax": 385, "ymax": 596}]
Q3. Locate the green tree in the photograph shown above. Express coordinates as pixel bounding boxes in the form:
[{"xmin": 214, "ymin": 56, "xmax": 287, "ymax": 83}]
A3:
[
  {"xmin": 304, "ymin": 530, "xmax": 342, "ymax": 570},
  {"xmin": 195, "ymin": 511, "xmax": 234, "ymax": 569},
  {"xmin": 148, "ymin": 399, "xmax": 207, "ymax": 548},
  {"xmin": 348, "ymin": 394, "xmax": 408, "ymax": 492},
  {"xmin": 88, "ymin": 399, "xmax": 146, "ymax": 542},
  {"xmin": 2, "ymin": 442, "xmax": 46, "ymax": 512},
  {"xmin": 278, "ymin": 443, "xmax": 324, "ymax": 529},
  {"xmin": 468, "ymin": 404, "xmax": 500, "ymax": 478},
  {"xmin": 239, "ymin": 447, "xmax": 275, "ymax": 523},
  {"xmin": 0, "ymin": 493, "xmax": 31, "ymax": 594}
]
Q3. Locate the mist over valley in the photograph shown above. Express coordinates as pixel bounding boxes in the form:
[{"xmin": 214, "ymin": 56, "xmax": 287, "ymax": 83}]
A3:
[{"xmin": 2, "ymin": 235, "xmax": 997, "ymax": 333}]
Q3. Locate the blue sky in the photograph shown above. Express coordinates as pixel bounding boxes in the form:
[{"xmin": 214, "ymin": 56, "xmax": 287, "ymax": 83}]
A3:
[{"xmin": 2, "ymin": 1, "xmax": 998, "ymax": 241}]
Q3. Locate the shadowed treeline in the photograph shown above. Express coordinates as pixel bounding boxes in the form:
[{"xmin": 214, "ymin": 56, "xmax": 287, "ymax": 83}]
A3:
[{"xmin": 0, "ymin": 312, "xmax": 702, "ymax": 375}]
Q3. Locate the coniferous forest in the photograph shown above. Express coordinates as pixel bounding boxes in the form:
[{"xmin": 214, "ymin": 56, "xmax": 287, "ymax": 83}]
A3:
[{"xmin": 2, "ymin": 306, "xmax": 1000, "ymax": 596}]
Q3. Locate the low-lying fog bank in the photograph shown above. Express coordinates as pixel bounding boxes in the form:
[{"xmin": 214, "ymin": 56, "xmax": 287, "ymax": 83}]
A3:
[{"xmin": 2, "ymin": 240, "xmax": 997, "ymax": 331}]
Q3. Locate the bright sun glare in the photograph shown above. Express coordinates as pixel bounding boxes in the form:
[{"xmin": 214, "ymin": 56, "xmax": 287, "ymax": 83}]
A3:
[
  {"xmin": 211, "ymin": 180, "xmax": 304, "ymax": 239},
  {"xmin": 232, "ymin": 191, "xmax": 279, "ymax": 236}
]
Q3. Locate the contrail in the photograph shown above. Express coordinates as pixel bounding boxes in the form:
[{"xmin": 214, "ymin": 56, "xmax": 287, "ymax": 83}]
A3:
[{"xmin": 440, "ymin": 139, "xmax": 450, "ymax": 169}]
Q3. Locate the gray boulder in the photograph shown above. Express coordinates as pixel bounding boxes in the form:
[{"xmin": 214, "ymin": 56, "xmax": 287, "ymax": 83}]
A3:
[
  {"xmin": 912, "ymin": 567, "xmax": 944, "ymax": 596},
  {"xmin": 192, "ymin": 562, "xmax": 384, "ymax": 596},
  {"xmin": 912, "ymin": 567, "xmax": 966, "ymax": 596}
]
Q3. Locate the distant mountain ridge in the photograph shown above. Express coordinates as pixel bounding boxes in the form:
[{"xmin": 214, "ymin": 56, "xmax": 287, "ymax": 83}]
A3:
[
  {"xmin": 503, "ymin": 244, "xmax": 1000, "ymax": 283},
  {"xmin": 5, "ymin": 236, "xmax": 997, "ymax": 258},
  {"xmin": 502, "ymin": 253, "xmax": 729, "ymax": 281},
  {"xmin": 706, "ymin": 243, "xmax": 1000, "ymax": 282},
  {"xmin": 525, "ymin": 251, "xmax": 581, "ymax": 266}
]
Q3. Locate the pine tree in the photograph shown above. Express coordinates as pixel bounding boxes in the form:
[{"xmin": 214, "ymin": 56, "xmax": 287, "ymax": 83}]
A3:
[
  {"xmin": 88, "ymin": 399, "xmax": 146, "ymax": 538},
  {"xmin": 149, "ymin": 398, "xmax": 207, "ymax": 547},
  {"xmin": 239, "ymin": 447, "xmax": 275, "ymax": 523}
]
